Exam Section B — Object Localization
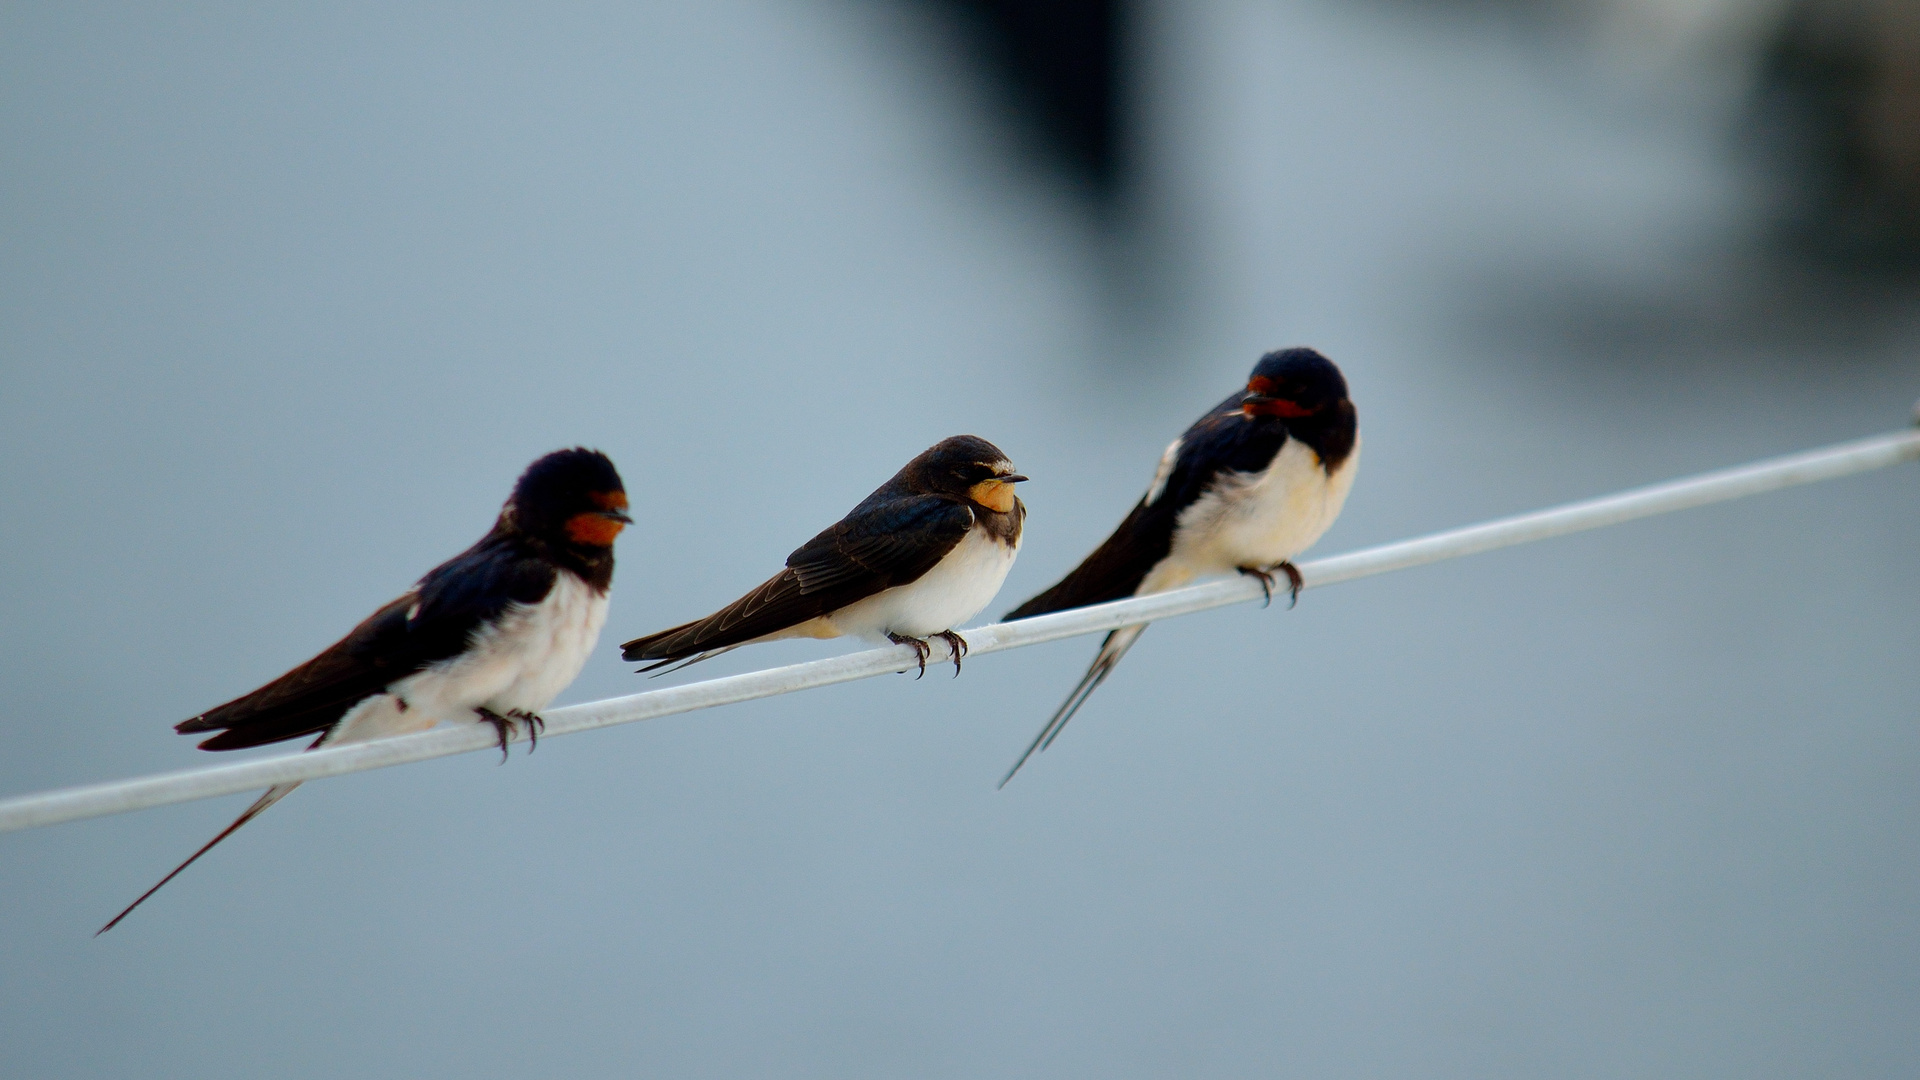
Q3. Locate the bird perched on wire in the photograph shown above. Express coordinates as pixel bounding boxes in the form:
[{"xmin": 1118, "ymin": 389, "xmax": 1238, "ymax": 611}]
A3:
[
  {"xmin": 99, "ymin": 448, "xmax": 631, "ymax": 933},
  {"xmin": 621, "ymin": 435, "xmax": 1026, "ymax": 677},
  {"xmin": 998, "ymin": 347, "xmax": 1358, "ymax": 786}
]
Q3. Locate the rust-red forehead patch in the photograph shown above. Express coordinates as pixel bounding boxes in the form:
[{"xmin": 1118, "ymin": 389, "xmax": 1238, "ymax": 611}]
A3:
[
  {"xmin": 588, "ymin": 490, "xmax": 629, "ymax": 511},
  {"xmin": 1244, "ymin": 375, "xmax": 1312, "ymax": 418},
  {"xmin": 1251, "ymin": 398, "xmax": 1312, "ymax": 418},
  {"xmin": 566, "ymin": 511, "xmax": 626, "ymax": 547}
]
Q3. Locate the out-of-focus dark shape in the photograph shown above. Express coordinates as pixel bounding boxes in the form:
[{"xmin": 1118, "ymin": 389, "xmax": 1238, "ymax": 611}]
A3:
[
  {"xmin": 941, "ymin": 0, "xmax": 1122, "ymax": 186},
  {"xmin": 1752, "ymin": 0, "xmax": 1920, "ymax": 259},
  {"xmin": 1383, "ymin": 0, "xmax": 1920, "ymax": 262}
]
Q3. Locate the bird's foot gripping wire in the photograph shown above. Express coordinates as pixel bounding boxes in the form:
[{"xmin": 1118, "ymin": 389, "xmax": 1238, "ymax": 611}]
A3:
[
  {"xmin": 514, "ymin": 709, "xmax": 544, "ymax": 752},
  {"xmin": 476, "ymin": 707, "xmax": 544, "ymax": 761},
  {"xmin": 934, "ymin": 630, "xmax": 969, "ymax": 677},
  {"xmin": 888, "ymin": 632, "xmax": 933, "ymax": 678},
  {"xmin": 1238, "ymin": 561, "xmax": 1303, "ymax": 609}
]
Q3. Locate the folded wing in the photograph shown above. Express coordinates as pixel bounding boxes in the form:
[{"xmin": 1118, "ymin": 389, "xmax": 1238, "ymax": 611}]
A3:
[
  {"xmin": 177, "ymin": 538, "xmax": 557, "ymax": 750},
  {"xmin": 621, "ymin": 495, "xmax": 976, "ymax": 663}
]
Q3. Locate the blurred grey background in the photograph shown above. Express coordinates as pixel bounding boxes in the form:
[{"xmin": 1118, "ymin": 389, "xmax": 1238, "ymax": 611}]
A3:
[{"xmin": 3, "ymin": 1, "xmax": 1918, "ymax": 1077}]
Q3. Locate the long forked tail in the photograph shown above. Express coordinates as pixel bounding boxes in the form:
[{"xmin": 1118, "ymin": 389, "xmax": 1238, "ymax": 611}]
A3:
[
  {"xmin": 998, "ymin": 623, "xmax": 1149, "ymax": 788},
  {"xmin": 96, "ymin": 782, "xmax": 301, "ymax": 935}
]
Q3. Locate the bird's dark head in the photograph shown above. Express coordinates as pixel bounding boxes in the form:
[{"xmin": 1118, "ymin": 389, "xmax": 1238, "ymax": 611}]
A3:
[
  {"xmin": 906, "ymin": 435, "xmax": 1027, "ymax": 513},
  {"xmin": 1241, "ymin": 347, "xmax": 1350, "ymax": 420},
  {"xmin": 504, "ymin": 448, "xmax": 631, "ymax": 550}
]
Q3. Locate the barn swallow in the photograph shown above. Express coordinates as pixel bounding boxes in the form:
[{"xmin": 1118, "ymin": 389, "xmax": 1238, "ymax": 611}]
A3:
[
  {"xmin": 621, "ymin": 435, "xmax": 1025, "ymax": 676},
  {"xmin": 998, "ymin": 348, "xmax": 1358, "ymax": 786},
  {"xmin": 99, "ymin": 448, "xmax": 630, "ymax": 933}
]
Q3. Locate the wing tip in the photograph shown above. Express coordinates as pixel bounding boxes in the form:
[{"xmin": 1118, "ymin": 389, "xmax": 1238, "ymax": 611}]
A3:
[
  {"xmin": 1002, "ymin": 592, "xmax": 1055, "ymax": 622},
  {"xmin": 188, "ymin": 729, "xmax": 251, "ymax": 751},
  {"xmin": 619, "ymin": 614, "xmax": 704, "ymax": 663},
  {"xmin": 619, "ymin": 625, "xmax": 695, "ymax": 665}
]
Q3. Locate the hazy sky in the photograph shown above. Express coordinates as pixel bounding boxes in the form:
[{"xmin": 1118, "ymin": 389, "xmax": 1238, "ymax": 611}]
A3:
[{"xmin": 3, "ymin": 2, "xmax": 1917, "ymax": 1077}]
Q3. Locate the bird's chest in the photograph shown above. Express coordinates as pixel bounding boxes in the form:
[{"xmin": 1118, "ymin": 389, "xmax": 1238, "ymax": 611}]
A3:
[
  {"xmin": 409, "ymin": 572, "xmax": 610, "ymax": 715},
  {"xmin": 831, "ymin": 526, "xmax": 1020, "ymax": 639},
  {"xmin": 1173, "ymin": 437, "xmax": 1357, "ymax": 568}
]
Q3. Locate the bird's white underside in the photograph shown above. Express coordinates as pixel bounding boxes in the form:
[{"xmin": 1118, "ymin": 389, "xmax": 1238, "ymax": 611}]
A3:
[
  {"xmin": 326, "ymin": 571, "xmax": 609, "ymax": 746},
  {"xmin": 765, "ymin": 523, "xmax": 1022, "ymax": 644},
  {"xmin": 1139, "ymin": 432, "xmax": 1361, "ymax": 596}
]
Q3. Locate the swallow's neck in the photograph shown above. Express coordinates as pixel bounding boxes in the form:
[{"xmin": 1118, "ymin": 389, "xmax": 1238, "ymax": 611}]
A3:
[
  {"xmin": 499, "ymin": 525, "xmax": 617, "ymax": 593},
  {"xmin": 554, "ymin": 544, "xmax": 617, "ymax": 592},
  {"xmin": 1283, "ymin": 401, "xmax": 1358, "ymax": 474},
  {"xmin": 973, "ymin": 499, "xmax": 1024, "ymax": 548}
]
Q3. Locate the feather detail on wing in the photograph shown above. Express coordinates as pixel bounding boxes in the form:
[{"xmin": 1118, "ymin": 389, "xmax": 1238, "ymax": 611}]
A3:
[
  {"xmin": 177, "ymin": 534, "xmax": 559, "ymax": 751},
  {"xmin": 1003, "ymin": 501, "xmax": 1173, "ymax": 620},
  {"xmin": 620, "ymin": 568, "xmax": 829, "ymax": 666},
  {"xmin": 1003, "ymin": 431, "xmax": 1199, "ymax": 621},
  {"xmin": 176, "ymin": 597, "xmax": 419, "ymax": 750},
  {"xmin": 621, "ymin": 496, "xmax": 976, "ymax": 664},
  {"xmin": 1004, "ymin": 398, "xmax": 1288, "ymax": 621},
  {"xmin": 996, "ymin": 396, "xmax": 1294, "ymax": 785}
]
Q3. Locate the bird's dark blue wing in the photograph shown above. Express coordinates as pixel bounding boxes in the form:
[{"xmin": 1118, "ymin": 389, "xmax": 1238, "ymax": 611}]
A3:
[
  {"xmin": 620, "ymin": 495, "xmax": 975, "ymax": 663},
  {"xmin": 1006, "ymin": 395, "xmax": 1288, "ymax": 619},
  {"xmin": 178, "ymin": 534, "xmax": 556, "ymax": 750},
  {"xmin": 405, "ymin": 537, "xmax": 557, "ymax": 657},
  {"xmin": 787, "ymin": 495, "xmax": 975, "ymax": 593}
]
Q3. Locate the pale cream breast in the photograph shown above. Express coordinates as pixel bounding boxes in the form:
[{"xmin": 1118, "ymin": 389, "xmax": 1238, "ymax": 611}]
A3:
[
  {"xmin": 332, "ymin": 572, "xmax": 608, "ymax": 744},
  {"xmin": 827, "ymin": 525, "xmax": 1021, "ymax": 640},
  {"xmin": 1168, "ymin": 433, "xmax": 1360, "ymax": 574},
  {"xmin": 485, "ymin": 570, "xmax": 608, "ymax": 713}
]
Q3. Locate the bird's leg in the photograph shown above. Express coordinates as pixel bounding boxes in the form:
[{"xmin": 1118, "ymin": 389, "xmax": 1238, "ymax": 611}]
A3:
[
  {"xmin": 475, "ymin": 707, "xmax": 515, "ymax": 763},
  {"xmin": 1237, "ymin": 562, "xmax": 1304, "ymax": 609},
  {"xmin": 1277, "ymin": 561, "xmax": 1303, "ymax": 608},
  {"xmin": 1237, "ymin": 565, "xmax": 1275, "ymax": 607},
  {"xmin": 509, "ymin": 709, "xmax": 545, "ymax": 753},
  {"xmin": 888, "ymin": 632, "xmax": 932, "ymax": 678},
  {"xmin": 934, "ymin": 630, "xmax": 969, "ymax": 677}
]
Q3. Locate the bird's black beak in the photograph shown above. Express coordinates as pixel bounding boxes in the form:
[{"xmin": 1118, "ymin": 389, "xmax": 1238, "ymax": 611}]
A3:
[
  {"xmin": 998, "ymin": 474, "xmax": 1030, "ymax": 484},
  {"xmin": 599, "ymin": 509, "xmax": 634, "ymax": 524},
  {"xmin": 1243, "ymin": 392, "xmax": 1276, "ymax": 405}
]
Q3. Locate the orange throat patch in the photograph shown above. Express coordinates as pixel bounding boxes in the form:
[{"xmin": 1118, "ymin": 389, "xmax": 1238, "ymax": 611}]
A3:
[
  {"xmin": 968, "ymin": 478, "xmax": 1017, "ymax": 514},
  {"xmin": 566, "ymin": 512, "xmax": 626, "ymax": 547}
]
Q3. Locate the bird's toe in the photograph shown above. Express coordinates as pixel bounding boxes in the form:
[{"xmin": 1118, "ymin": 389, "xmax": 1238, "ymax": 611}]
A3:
[
  {"xmin": 935, "ymin": 630, "xmax": 968, "ymax": 676},
  {"xmin": 476, "ymin": 707, "xmax": 513, "ymax": 763},
  {"xmin": 888, "ymin": 632, "xmax": 932, "ymax": 677},
  {"xmin": 1237, "ymin": 565, "xmax": 1276, "ymax": 607}
]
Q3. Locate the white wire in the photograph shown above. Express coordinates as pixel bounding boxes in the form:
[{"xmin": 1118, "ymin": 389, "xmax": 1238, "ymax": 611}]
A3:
[{"xmin": 2, "ymin": 425, "xmax": 1915, "ymax": 835}]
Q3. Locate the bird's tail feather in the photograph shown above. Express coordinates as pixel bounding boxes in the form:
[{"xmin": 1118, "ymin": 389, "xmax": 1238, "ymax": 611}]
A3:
[
  {"xmin": 998, "ymin": 623, "xmax": 1148, "ymax": 788},
  {"xmin": 96, "ymin": 781, "xmax": 301, "ymax": 935},
  {"xmin": 639, "ymin": 644, "xmax": 743, "ymax": 677}
]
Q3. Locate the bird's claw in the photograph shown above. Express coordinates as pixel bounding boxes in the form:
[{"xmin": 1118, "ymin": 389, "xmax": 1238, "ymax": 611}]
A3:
[
  {"xmin": 477, "ymin": 708, "xmax": 514, "ymax": 762},
  {"xmin": 1278, "ymin": 561, "xmax": 1303, "ymax": 607},
  {"xmin": 514, "ymin": 709, "xmax": 545, "ymax": 753},
  {"xmin": 1239, "ymin": 562, "xmax": 1303, "ymax": 609},
  {"xmin": 476, "ymin": 707, "xmax": 543, "ymax": 761},
  {"xmin": 1239, "ymin": 565, "xmax": 1275, "ymax": 606},
  {"xmin": 934, "ymin": 630, "xmax": 968, "ymax": 677},
  {"xmin": 888, "ymin": 633, "xmax": 932, "ymax": 678}
]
